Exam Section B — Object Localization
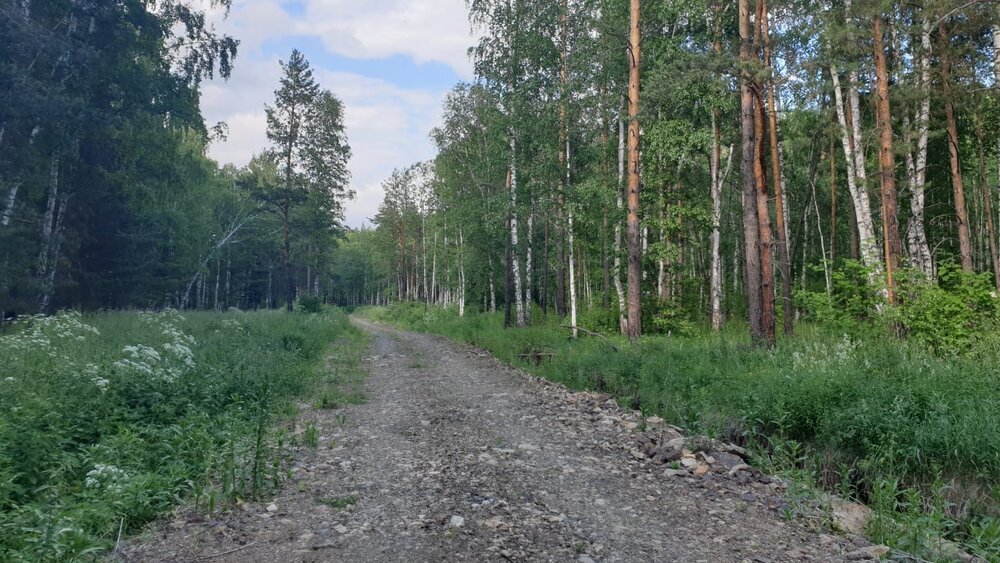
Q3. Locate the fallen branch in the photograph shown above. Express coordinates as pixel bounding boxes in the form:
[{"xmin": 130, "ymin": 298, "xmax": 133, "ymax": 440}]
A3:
[
  {"xmin": 560, "ymin": 325, "xmax": 620, "ymax": 352},
  {"xmin": 196, "ymin": 542, "xmax": 257, "ymax": 560}
]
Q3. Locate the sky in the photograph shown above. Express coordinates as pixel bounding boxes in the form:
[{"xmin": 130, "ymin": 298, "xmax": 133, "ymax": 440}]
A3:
[{"xmin": 197, "ymin": 0, "xmax": 477, "ymax": 228}]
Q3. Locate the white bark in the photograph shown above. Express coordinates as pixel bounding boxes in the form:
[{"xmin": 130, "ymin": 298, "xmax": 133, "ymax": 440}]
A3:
[
  {"xmin": 36, "ymin": 154, "xmax": 61, "ymax": 310},
  {"xmin": 431, "ymin": 230, "xmax": 438, "ymax": 305},
  {"xmin": 526, "ymin": 207, "xmax": 533, "ymax": 324},
  {"xmin": 613, "ymin": 117, "xmax": 627, "ymax": 334},
  {"xmin": 568, "ymin": 208, "xmax": 578, "ymax": 338},
  {"xmin": 1, "ymin": 183, "xmax": 19, "ymax": 228},
  {"xmin": 830, "ymin": 66, "xmax": 881, "ymax": 272},
  {"xmin": 710, "ymin": 103, "xmax": 733, "ymax": 331},
  {"xmin": 459, "ymin": 229, "xmax": 466, "ymax": 317},
  {"xmin": 509, "ymin": 136, "xmax": 525, "ymax": 327},
  {"xmin": 905, "ymin": 16, "xmax": 934, "ymax": 278}
]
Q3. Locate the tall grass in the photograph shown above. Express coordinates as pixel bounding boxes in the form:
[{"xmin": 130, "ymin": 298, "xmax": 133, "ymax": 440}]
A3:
[
  {"xmin": 363, "ymin": 302, "xmax": 1000, "ymax": 560},
  {"xmin": 0, "ymin": 308, "xmax": 356, "ymax": 561}
]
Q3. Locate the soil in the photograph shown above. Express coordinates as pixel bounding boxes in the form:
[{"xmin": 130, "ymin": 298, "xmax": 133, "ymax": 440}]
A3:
[{"xmin": 118, "ymin": 317, "xmax": 878, "ymax": 562}]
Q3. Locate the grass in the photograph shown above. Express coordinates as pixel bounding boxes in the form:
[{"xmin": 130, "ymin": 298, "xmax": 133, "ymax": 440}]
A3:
[
  {"xmin": 361, "ymin": 302, "xmax": 1000, "ymax": 562},
  {"xmin": 316, "ymin": 495, "xmax": 357, "ymax": 510},
  {"xmin": 0, "ymin": 307, "xmax": 361, "ymax": 562}
]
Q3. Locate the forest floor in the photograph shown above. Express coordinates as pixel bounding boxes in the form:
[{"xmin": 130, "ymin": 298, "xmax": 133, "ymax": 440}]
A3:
[{"xmin": 119, "ymin": 317, "xmax": 886, "ymax": 562}]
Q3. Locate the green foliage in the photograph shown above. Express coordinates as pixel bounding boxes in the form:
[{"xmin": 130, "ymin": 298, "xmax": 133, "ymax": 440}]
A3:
[
  {"xmin": 366, "ymin": 303, "xmax": 1000, "ymax": 560},
  {"xmin": 296, "ymin": 296, "xmax": 324, "ymax": 314},
  {"xmin": 892, "ymin": 264, "xmax": 1000, "ymax": 354},
  {"xmin": 0, "ymin": 309, "xmax": 355, "ymax": 561}
]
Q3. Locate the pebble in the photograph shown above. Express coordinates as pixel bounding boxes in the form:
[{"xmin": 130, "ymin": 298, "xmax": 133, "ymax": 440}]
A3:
[
  {"xmin": 265, "ymin": 503, "xmax": 278, "ymax": 513},
  {"xmin": 449, "ymin": 515, "xmax": 465, "ymax": 528}
]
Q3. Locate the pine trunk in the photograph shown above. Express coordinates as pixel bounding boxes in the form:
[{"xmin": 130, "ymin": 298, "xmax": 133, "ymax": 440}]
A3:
[
  {"xmin": 762, "ymin": 0, "xmax": 791, "ymax": 335},
  {"xmin": 940, "ymin": 22, "xmax": 973, "ymax": 272},
  {"xmin": 872, "ymin": 13, "xmax": 903, "ymax": 302},
  {"xmin": 625, "ymin": 0, "xmax": 642, "ymax": 340},
  {"xmin": 739, "ymin": 0, "xmax": 763, "ymax": 343}
]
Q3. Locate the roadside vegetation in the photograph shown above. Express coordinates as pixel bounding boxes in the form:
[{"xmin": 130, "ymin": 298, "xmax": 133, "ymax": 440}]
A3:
[
  {"xmin": 361, "ymin": 284, "xmax": 1000, "ymax": 561},
  {"xmin": 0, "ymin": 307, "xmax": 360, "ymax": 562}
]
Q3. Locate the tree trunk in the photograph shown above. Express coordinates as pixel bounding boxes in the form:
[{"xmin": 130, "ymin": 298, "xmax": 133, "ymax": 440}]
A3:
[
  {"xmin": 753, "ymin": 85, "xmax": 776, "ymax": 347},
  {"xmin": 872, "ymin": 13, "xmax": 903, "ymax": 303},
  {"xmin": 739, "ymin": 0, "xmax": 763, "ymax": 343},
  {"xmin": 614, "ymin": 116, "xmax": 628, "ymax": 335},
  {"xmin": 508, "ymin": 136, "xmax": 526, "ymax": 327},
  {"xmin": 459, "ymin": 229, "xmax": 466, "ymax": 316},
  {"xmin": 568, "ymin": 209, "xmax": 578, "ymax": 337},
  {"xmin": 1, "ymin": 183, "xmax": 18, "ymax": 228},
  {"xmin": 761, "ymin": 0, "xmax": 791, "ymax": 335},
  {"xmin": 830, "ymin": 66, "xmax": 881, "ymax": 272},
  {"xmin": 625, "ymin": 0, "xmax": 642, "ymax": 340},
  {"xmin": 526, "ymin": 205, "xmax": 534, "ymax": 324},
  {"xmin": 902, "ymin": 14, "xmax": 934, "ymax": 278},
  {"xmin": 940, "ymin": 21, "xmax": 973, "ymax": 272},
  {"xmin": 759, "ymin": 0, "xmax": 794, "ymax": 334},
  {"xmin": 556, "ymin": 0, "xmax": 569, "ymax": 317},
  {"xmin": 37, "ymin": 153, "xmax": 61, "ymax": 312},
  {"xmin": 283, "ymin": 205, "xmax": 294, "ymax": 310},
  {"xmin": 976, "ymin": 118, "xmax": 1000, "ymax": 291}
]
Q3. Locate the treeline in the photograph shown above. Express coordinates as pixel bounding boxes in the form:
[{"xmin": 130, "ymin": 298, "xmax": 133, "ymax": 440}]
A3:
[
  {"xmin": 0, "ymin": 2, "xmax": 351, "ymax": 323},
  {"xmin": 334, "ymin": 0, "xmax": 1000, "ymax": 348}
]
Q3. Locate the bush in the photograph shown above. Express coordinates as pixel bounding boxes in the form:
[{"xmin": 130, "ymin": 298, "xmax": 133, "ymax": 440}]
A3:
[{"xmin": 295, "ymin": 295, "xmax": 323, "ymax": 314}]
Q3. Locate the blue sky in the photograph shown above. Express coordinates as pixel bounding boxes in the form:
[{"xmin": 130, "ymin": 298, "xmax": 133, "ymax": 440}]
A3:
[{"xmin": 197, "ymin": 0, "xmax": 476, "ymax": 227}]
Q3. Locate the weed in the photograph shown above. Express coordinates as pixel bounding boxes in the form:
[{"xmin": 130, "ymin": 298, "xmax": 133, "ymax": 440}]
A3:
[
  {"xmin": 316, "ymin": 495, "xmax": 357, "ymax": 510},
  {"xmin": 303, "ymin": 423, "xmax": 320, "ymax": 449}
]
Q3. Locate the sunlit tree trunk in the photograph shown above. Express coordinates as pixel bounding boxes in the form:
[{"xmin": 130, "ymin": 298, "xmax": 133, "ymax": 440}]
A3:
[
  {"xmin": 872, "ymin": 13, "xmax": 902, "ymax": 303},
  {"xmin": 830, "ymin": 67, "xmax": 880, "ymax": 273},
  {"xmin": 625, "ymin": 0, "xmax": 642, "ymax": 340},
  {"xmin": 902, "ymin": 15, "xmax": 934, "ymax": 278}
]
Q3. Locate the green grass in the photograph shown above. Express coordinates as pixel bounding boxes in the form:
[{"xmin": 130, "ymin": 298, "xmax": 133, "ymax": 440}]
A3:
[
  {"xmin": 362, "ymin": 302, "xmax": 1000, "ymax": 561},
  {"xmin": 0, "ymin": 307, "xmax": 361, "ymax": 562},
  {"xmin": 316, "ymin": 495, "xmax": 357, "ymax": 509}
]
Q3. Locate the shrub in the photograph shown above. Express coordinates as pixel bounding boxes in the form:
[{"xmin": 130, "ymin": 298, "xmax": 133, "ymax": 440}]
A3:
[{"xmin": 295, "ymin": 295, "xmax": 323, "ymax": 314}]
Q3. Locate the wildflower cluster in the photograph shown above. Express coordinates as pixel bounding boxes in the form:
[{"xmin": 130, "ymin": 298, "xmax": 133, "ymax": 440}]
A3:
[
  {"xmin": 84, "ymin": 463, "xmax": 129, "ymax": 494},
  {"xmin": 1, "ymin": 311, "xmax": 100, "ymax": 358},
  {"xmin": 113, "ymin": 310, "xmax": 197, "ymax": 383}
]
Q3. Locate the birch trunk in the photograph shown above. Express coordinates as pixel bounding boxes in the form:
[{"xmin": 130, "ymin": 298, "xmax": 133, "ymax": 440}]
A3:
[
  {"xmin": 459, "ymin": 229, "xmax": 466, "ymax": 316},
  {"xmin": 36, "ymin": 153, "xmax": 61, "ymax": 311},
  {"xmin": 568, "ymin": 209, "xmax": 578, "ymax": 337},
  {"xmin": 1, "ymin": 183, "xmax": 18, "ymax": 228},
  {"xmin": 508, "ymin": 136, "xmax": 526, "ymax": 327},
  {"xmin": 903, "ymin": 15, "xmax": 934, "ymax": 278},
  {"xmin": 526, "ymin": 207, "xmax": 533, "ymax": 324},
  {"xmin": 830, "ymin": 67, "xmax": 881, "ymax": 272},
  {"xmin": 614, "ymin": 116, "xmax": 627, "ymax": 335}
]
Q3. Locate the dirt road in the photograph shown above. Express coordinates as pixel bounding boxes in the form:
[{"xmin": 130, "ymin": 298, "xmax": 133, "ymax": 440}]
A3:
[{"xmin": 121, "ymin": 318, "xmax": 876, "ymax": 562}]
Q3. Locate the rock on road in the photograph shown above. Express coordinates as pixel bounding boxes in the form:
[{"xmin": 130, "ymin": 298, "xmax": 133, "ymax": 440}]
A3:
[{"xmin": 121, "ymin": 317, "xmax": 875, "ymax": 562}]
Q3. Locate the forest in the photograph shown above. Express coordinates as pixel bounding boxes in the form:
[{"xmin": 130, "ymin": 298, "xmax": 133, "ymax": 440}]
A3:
[
  {"xmin": 336, "ymin": 0, "xmax": 1000, "ymax": 559},
  {"xmin": 4, "ymin": 0, "xmax": 1000, "ymax": 561}
]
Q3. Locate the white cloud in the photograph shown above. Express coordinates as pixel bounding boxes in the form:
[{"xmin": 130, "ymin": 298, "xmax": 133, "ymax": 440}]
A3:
[{"xmin": 197, "ymin": 0, "xmax": 476, "ymax": 227}]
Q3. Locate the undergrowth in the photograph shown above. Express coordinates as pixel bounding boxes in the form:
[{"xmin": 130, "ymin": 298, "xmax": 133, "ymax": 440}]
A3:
[
  {"xmin": 362, "ymin": 301, "xmax": 1000, "ymax": 562},
  {"xmin": 0, "ymin": 307, "xmax": 357, "ymax": 561}
]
